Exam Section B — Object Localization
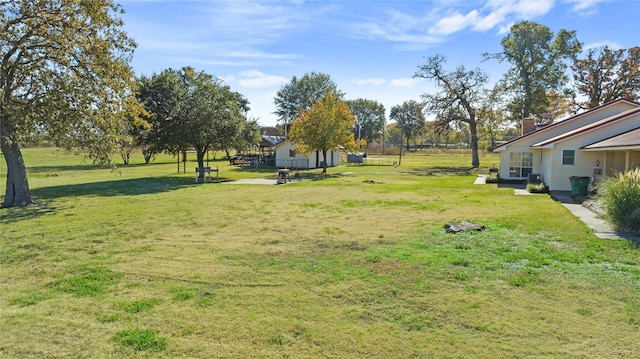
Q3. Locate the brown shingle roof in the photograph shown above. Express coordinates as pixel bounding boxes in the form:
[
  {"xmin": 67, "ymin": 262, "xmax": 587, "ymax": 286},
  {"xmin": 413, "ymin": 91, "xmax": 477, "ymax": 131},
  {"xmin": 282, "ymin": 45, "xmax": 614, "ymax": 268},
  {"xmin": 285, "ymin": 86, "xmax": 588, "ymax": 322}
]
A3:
[
  {"xmin": 532, "ymin": 107, "xmax": 640, "ymax": 148},
  {"xmin": 582, "ymin": 127, "xmax": 640, "ymax": 150},
  {"xmin": 493, "ymin": 98, "xmax": 640, "ymax": 151}
]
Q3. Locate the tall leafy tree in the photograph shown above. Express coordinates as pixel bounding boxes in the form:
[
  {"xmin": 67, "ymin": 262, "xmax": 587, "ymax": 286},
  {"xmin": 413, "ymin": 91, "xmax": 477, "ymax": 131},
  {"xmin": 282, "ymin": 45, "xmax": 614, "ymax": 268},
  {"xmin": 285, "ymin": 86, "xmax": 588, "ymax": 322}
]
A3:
[
  {"xmin": 118, "ymin": 96, "xmax": 151, "ymax": 165},
  {"xmin": 228, "ymin": 117, "xmax": 262, "ymax": 154},
  {"xmin": 346, "ymin": 98, "xmax": 386, "ymax": 144},
  {"xmin": 544, "ymin": 91, "xmax": 575, "ymax": 120},
  {"xmin": 415, "ymin": 55, "xmax": 488, "ymax": 168},
  {"xmin": 1, "ymin": 0, "xmax": 137, "ymax": 207},
  {"xmin": 137, "ymin": 67, "xmax": 254, "ymax": 171},
  {"xmin": 273, "ymin": 72, "xmax": 344, "ymax": 125},
  {"xmin": 384, "ymin": 123, "xmax": 403, "ymax": 148},
  {"xmin": 477, "ymin": 106, "xmax": 506, "ymax": 151},
  {"xmin": 571, "ymin": 46, "xmax": 640, "ymax": 110},
  {"xmin": 389, "ymin": 100, "xmax": 425, "ymax": 151},
  {"xmin": 484, "ymin": 21, "xmax": 582, "ymax": 121},
  {"xmin": 288, "ymin": 93, "xmax": 356, "ymax": 173}
]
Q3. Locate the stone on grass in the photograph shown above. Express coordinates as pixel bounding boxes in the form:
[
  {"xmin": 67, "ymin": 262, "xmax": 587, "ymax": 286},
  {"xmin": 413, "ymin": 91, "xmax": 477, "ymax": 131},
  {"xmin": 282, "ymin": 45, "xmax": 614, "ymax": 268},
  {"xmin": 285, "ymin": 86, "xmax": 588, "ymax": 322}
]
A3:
[{"xmin": 444, "ymin": 221, "xmax": 486, "ymax": 234}]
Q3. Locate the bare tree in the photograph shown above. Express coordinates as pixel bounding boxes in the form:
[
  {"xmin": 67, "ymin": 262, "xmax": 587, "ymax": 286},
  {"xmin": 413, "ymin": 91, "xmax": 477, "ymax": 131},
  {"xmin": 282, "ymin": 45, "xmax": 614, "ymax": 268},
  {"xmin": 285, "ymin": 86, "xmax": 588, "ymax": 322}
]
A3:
[{"xmin": 415, "ymin": 55, "xmax": 488, "ymax": 168}]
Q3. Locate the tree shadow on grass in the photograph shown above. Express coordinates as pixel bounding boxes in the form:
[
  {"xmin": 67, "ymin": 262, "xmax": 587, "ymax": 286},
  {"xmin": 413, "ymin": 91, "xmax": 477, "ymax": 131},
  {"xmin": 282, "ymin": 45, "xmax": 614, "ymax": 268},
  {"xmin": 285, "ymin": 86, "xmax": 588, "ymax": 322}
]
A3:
[
  {"xmin": 302, "ymin": 172, "xmax": 346, "ymax": 181},
  {"xmin": 27, "ymin": 160, "xmax": 177, "ymax": 174},
  {"xmin": 1, "ymin": 176, "xmax": 192, "ymax": 224},
  {"xmin": 31, "ymin": 176, "xmax": 192, "ymax": 199},
  {"xmin": 0, "ymin": 202, "xmax": 58, "ymax": 225}
]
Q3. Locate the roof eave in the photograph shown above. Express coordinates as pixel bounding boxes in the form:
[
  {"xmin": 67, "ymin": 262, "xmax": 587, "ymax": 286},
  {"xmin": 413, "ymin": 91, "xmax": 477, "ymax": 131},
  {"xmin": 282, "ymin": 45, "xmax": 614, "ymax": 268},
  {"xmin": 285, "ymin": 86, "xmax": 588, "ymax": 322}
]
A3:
[
  {"xmin": 532, "ymin": 143, "xmax": 554, "ymax": 149},
  {"xmin": 582, "ymin": 145, "xmax": 640, "ymax": 152}
]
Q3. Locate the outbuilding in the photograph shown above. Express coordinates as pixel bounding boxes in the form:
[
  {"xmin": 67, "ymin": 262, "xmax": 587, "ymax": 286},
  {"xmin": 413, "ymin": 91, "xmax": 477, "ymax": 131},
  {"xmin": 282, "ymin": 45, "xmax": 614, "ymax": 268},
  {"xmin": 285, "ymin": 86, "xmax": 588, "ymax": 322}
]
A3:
[{"xmin": 274, "ymin": 140, "xmax": 341, "ymax": 169}]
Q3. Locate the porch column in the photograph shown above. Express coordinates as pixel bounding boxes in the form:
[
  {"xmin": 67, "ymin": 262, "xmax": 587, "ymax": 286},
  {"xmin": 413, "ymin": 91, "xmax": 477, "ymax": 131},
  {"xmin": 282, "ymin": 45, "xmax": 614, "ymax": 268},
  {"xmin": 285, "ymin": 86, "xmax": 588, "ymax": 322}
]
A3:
[{"xmin": 626, "ymin": 150, "xmax": 630, "ymax": 171}]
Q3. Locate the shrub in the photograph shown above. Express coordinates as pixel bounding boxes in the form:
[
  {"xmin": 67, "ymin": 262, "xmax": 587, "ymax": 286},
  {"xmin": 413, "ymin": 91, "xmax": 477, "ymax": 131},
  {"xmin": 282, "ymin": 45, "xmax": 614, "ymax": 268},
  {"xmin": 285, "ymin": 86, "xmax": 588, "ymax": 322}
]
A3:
[
  {"xmin": 526, "ymin": 182, "xmax": 549, "ymax": 193},
  {"xmin": 598, "ymin": 168, "xmax": 640, "ymax": 233},
  {"xmin": 485, "ymin": 172, "xmax": 499, "ymax": 183}
]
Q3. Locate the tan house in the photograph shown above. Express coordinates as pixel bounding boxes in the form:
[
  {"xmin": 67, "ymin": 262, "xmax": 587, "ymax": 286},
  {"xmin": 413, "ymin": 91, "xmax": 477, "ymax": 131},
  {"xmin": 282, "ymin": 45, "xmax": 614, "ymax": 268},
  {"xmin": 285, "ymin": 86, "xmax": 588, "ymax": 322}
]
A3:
[{"xmin": 494, "ymin": 99, "xmax": 640, "ymax": 191}]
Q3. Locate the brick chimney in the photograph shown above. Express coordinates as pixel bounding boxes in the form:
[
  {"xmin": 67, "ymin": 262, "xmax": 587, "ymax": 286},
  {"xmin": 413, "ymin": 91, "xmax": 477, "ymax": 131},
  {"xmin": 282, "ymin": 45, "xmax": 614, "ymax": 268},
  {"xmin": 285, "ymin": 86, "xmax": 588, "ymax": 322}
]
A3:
[{"xmin": 521, "ymin": 117, "xmax": 535, "ymax": 136}]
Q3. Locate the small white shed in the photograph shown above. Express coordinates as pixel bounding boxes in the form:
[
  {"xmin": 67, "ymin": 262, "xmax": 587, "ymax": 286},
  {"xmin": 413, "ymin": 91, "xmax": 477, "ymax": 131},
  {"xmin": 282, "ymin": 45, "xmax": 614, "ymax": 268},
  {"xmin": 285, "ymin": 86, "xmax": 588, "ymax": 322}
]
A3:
[{"xmin": 274, "ymin": 140, "xmax": 341, "ymax": 169}]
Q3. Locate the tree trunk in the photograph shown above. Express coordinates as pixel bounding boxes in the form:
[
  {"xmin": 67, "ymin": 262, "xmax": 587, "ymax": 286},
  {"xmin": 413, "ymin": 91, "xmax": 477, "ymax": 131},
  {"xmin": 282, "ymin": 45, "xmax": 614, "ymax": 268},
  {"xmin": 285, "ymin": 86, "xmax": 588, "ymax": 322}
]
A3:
[
  {"xmin": 196, "ymin": 149, "xmax": 205, "ymax": 168},
  {"xmin": 142, "ymin": 148, "xmax": 153, "ymax": 164},
  {"xmin": 522, "ymin": 74, "xmax": 533, "ymax": 118},
  {"xmin": 321, "ymin": 149, "xmax": 327, "ymax": 173},
  {"xmin": 469, "ymin": 119, "xmax": 480, "ymax": 168},
  {"xmin": 1, "ymin": 137, "xmax": 35, "ymax": 208},
  {"xmin": 398, "ymin": 134, "xmax": 403, "ymax": 166},
  {"xmin": 195, "ymin": 146, "xmax": 206, "ymax": 177}
]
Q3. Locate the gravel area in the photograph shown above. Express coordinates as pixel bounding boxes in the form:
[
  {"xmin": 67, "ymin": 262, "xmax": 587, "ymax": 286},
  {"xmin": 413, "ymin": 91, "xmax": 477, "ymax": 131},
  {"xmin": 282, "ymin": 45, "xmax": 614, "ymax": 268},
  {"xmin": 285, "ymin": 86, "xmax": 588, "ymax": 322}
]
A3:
[{"xmin": 582, "ymin": 197, "xmax": 606, "ymax": 215}]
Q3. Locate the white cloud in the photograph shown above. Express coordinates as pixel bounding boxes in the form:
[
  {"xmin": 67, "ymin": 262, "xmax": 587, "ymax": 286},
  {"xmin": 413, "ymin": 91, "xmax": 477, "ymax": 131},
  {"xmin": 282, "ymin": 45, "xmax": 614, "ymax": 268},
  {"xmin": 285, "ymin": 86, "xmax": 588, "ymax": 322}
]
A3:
[
  {"xmin": 389, "ymin": 78, "xmax": 423, "ymax": 88},
  {"xmin": 583, "ymin": 40, "xmax": 623, "ymax": 51},
  {"xmin": 354, "ymin": 0, "xmax": 557, "ymax": 49},
  {"xmin": 508, "ymin": 0, "xmax": 554, "ymax": 18},
  {"xmin": 430, "ymin": 0, "xmax": 554, "ymax": 35},
  {"xmin": 237, "ymin": 70, "xmax": 288, "ymax": 89},
  {"xmin": 430, "ymin": 10, "xmax": 480, "ymax": 35},
  {"xmin": 565, "ymin": 0, "xmax": 606, "ymax": 15},
  {"xmin": 196, "ymin": 1, "xmax": 338, "ymax": 47},
  {"xmin": 225, "ymin": 51, "xmax": 299, "ymax": 61},
  {"xmin": 174, "ymin": 58, "xmax": 257, "ymax": 67},
  {"xmin": 218, "ymin": 74, "xmax": 235, "ymax": 84},
  {"xmin": 199, "ymin": 2, "xmax": 302, "ymax": 45},
  {"xmin": 353, "ymin": 78, "xmax": 386, "ymax": 86},
  {"xmin": 352, "ymin": 9, "xmax": 443, "ymax": 48},
  {"xmin": 472, "ymin": 11, "xmax": 507, "ymax": 32}
]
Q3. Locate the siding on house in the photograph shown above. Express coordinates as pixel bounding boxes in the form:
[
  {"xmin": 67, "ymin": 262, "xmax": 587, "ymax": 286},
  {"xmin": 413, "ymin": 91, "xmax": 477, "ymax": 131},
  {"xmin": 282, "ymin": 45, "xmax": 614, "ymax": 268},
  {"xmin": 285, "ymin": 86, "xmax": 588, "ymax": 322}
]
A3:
[
  {"xmin": 495, "ymin": 99, "xmax": 640, "ymax": 191},
  {"xmin": 495, "ymin": 100, "xmax": 638, "ymax": 151},
  {"xmin": 539, "ymin": 111, "xmax": 640, "ymax": 191}
]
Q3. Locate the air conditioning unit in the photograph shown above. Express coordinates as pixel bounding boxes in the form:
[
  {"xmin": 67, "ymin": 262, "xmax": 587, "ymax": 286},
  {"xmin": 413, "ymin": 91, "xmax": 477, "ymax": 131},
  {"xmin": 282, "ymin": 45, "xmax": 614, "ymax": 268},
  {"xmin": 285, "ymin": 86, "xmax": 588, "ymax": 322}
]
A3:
[{"xmin": 528, "ymin": 173, "xmax": 541, "ymax": 184}]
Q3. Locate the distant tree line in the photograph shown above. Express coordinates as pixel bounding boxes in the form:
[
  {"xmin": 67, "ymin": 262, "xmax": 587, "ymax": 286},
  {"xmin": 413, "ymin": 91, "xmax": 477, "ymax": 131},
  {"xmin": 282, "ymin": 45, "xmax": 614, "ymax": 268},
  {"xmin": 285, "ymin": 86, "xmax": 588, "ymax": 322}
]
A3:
[{"xmin": 2, "ymin": 0, "xmax": 639, "ymax": 207}]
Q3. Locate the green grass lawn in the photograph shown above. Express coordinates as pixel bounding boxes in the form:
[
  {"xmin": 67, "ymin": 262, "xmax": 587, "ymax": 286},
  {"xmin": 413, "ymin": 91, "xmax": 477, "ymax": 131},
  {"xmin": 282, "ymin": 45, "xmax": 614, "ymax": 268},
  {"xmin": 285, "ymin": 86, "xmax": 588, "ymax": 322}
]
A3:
[{"xmin": 1, "ymin": 148, "xmax": 639, "ymax": 358}]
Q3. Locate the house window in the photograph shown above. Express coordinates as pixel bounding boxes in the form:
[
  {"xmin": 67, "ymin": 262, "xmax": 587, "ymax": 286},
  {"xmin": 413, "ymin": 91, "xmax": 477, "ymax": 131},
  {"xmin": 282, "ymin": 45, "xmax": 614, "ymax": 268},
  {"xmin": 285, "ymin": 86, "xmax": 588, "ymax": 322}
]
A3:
[
  {"xmin": 289, "ymin": 149, "xmax": 296, "ymax": 157},
  {"xmin": 509, "ymin": 152, "xmax": 533, "ymax": 178},
  {"xmin": 562, "ymin": 150, "xmax": 575, "ymax": 165}
]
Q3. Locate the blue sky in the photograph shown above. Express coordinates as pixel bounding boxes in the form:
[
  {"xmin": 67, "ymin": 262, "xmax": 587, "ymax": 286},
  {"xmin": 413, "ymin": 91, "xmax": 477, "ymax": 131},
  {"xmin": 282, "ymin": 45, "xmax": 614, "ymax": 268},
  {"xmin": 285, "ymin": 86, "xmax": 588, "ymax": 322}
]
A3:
[{"xmin": 119, "ymin": 0, "xmax": 639, "ymax": 127}]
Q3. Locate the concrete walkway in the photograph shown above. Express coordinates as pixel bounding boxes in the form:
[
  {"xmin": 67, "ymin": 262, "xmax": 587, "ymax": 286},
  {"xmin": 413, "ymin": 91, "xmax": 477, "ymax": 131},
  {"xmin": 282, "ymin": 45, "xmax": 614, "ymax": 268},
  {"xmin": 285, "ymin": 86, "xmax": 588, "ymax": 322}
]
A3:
[
  {"xmin": 550, "ymin": 191, "xmax": 623, "ymax": 239},
  {"xmin": 473, "ymin": 175, "xmax": 640, "ymax": 243},
  {"xmin": 475, "ymin": 175, "xmax": 639, "ymax": 241},
  {"xmin": 221, "ymin": 178, "xmax": 302, "ymax": 185},
  {"xmin": 473, "ymin": 174, "xmax": 487, "ymax": 184}
]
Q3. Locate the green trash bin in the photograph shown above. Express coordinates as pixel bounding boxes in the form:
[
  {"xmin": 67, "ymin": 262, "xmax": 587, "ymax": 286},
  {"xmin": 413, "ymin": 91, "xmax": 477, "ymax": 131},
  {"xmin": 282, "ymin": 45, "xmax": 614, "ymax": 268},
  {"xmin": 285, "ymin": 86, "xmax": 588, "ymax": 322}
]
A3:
[{"xmin": 569, "ymin": 176, "xmax": 590, "ymax": 197}]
